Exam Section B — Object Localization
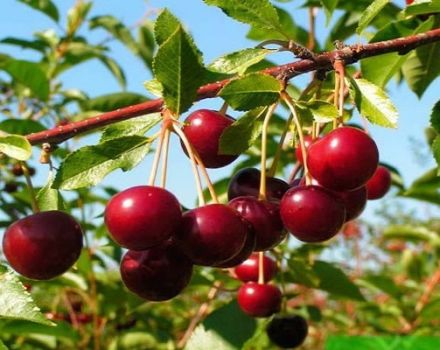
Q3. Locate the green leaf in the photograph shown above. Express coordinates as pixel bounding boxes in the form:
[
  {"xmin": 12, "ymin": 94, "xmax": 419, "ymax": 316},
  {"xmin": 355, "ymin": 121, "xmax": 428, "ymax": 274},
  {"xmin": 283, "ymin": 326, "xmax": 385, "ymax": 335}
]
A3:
[
  {"xmin": 420, "ymin": 298, "xmax": 440, "ymax": 323},
  {"xmin": 0, "ymin": 120, "xmax": 46, "ymax": 135},
  {"xmin": 433, "ymin": 135, "xmax": 440, "ymax": 170},
  {"xmin": 403, "ymin": 0, "xmax": 440, "ymax": 16},
  {"xmin": 402, "ymin": 39, "xmax": 440, "ymax": 98},
  {"xmin": 219, "ymin": 107, "xmax": 266, "ymax": 155},
  {"xmin": 208, "ymin": 48, "xmax": 270, "ymax": 75},
  {"xmin": 0, "ymin": 340, "xmax": 7, "ymax": 350},
  {"xmin": 143, "ymin": 79, "xmax": 163, "ymax": 97},
  {"xmin": 297, "ymin": 100, "xmax": 338, "ymax": 123},
  {"xmin": 348, "ymin": 77, "xmax": 398, "ymax": 128},
  {"xmin": 0, "ymin": 37, "xmax": 47, "ymax": 52},
  {"xmin": 219, "ymin": 73, "xmax": 281, "ymax": 111},
  {"xmin": 313, "ymin": 261, "xmax": 365, "ymax": 301},
  {"xmin": 204, "ymin": 0, "xmax": 284, "ymax": 36},
  {"xmin": 137, "ymin": 22, "xmax": 155, "ymax": 69},
  {"xmin": 402, "ymin": 167, "xmax": 440, "ymax": 205},
  {"xmin": 153, "ymin": 25, "xmax": 205, "ymax": 115},
  {"xmin": 81, "ymin": 92, "xmax": 148, "ymax": 112},
  {"xmin": 0, "ymin": 265, "xmax": 52, "ymax": 325},
  {"xmin": 18, "ymin": 0, "xmax": 59, "ymax": 22},
  {"xmin": 100, "ymin": 113, "xmax": 162, "ymax": 142},
  {"xmin": 154, "ymin": 9, "xmax": 181, "ymax": 46},
  {"xmin": 36, "ymin": 172, "xmax": 65, "ymax": 211},
  {"xmin": 382, "ymin": 225, "xmax": 440, "ymax": 246},
  {"xmin": 1, "ymin": 320, "xmax": 79, "ymax": 340},
  {"xmin": 67, "ymin": 1, "xmax": 92, "ymax": 36},
  {"xmin": 89, "ymin": 15, "xmax": 138, "ymax": 53},
  {"xmin": 287, "ymin": 258, "xmax": 320, "ymax": 288},
  {"xmin": 52, "ymin": 136, "xmax": 151, "ymax": 190},
  {"xmin": 430, "ymin": 99, "xmax": 440, "ymax": 133},
  {"xmin": 360, "ymin": 275, "xmax": 402, "ymax": 299},
  {"xmin": 361, "ymin": 18, "xmax": 434, "ymax": 87},
  {"xmin": 356, "ymin": 0, "xmax": 389, "ymax": 35},
  {"xmin": 0, "ymin": 135, "xmax": 32, "ymax": 161},
  {"xmin": 185, "ymin": 301, "xmax": 257, "ymax": 350},
  {"xmin": 321, "ymin": 0, "xmax": 340, "ymax": 22},
  {"xmin": 0, "ymin": 60, "xmax": 49, "ymax": 101},
  {"xmin": 99, "ymin": 55, "xmax": 126, "ymax": 88}
]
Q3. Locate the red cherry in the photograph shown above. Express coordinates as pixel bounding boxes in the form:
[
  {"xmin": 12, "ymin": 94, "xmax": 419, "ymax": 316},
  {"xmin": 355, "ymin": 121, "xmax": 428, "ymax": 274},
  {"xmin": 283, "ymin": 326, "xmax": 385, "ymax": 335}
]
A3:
[
  {"xmin": 280, "ymin": 185, "xmax": 346, "ymax": 242},
  {"xmin": 228, "ymin": 168, "xmax": 289, "ymax": 201},
  {"xmin": 234, "ymin": 253, "xmax": 277, "ymax": 282},
  {"xmin": 338, "ymin": 186, "xmax": 367, "ymax": 221},
  {"xmin": 3, "ymin": 211, "xmax": 83, "ymax": 280},
  {"xmin": 366, "ymin": 166, "xmax": 392, "ymax": 200},
  {"xmin": 214, "ymin": 227, "xmax": 256, "ymax": 268},
  {"xmin": 406, "ymin": 0, "xmax": 414, "ymax": 4},
  {"xmin": 295, "ymin": 135, "xmax": 316, "ymax": 164},
  {"xmin": 237, "ymin": 282, "xmax": 282, "ymax": 317},
  {"xmin": 307, "ymin": 127, "xmax": 379, "ymax": 191},
  {"xmin": 105, "ymin": 186, "xmax": 181, "ymax": 250},
  {"xmin": 175, "ymin": 204, "xmax": 249, "ymax": 266},
  {"xmin": 11, "ymin": 163, "xmax": 24, "ymax": 176},
  {"xmin": 181, "ymin": 109, "xmax": 238, "ymax": 168},
  {"xmin": 120, "ymin": 241, "xmax": 193, "ymax": 301},
  {"xmin": 229, "ymin": 196, "xmax": 285, "ymax": 251}
]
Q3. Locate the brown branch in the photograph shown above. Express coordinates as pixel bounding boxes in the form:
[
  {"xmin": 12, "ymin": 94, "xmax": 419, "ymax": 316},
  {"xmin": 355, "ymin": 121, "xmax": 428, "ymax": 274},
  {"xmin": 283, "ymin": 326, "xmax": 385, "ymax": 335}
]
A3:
[{"xmin": 26, "ymin": 28, "xmax": 440, "ymax": 146}]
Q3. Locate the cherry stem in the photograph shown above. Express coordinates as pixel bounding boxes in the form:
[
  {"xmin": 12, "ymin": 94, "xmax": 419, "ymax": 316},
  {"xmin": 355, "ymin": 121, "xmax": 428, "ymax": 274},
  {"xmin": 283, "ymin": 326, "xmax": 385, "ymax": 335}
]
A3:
[
  {"xmin": 257, "ymin": 252, "xmax": 265, "ymax": 284},
  {"xmin": 192, "ymin": 150, "xmax": 219, "ymax": 204},
  {"xmin": 148, "ymin": 124, "xmax": 165, "ymax": 186},
  {"xmin": 219, "ymin": 102, "xmax": 228, "ymax": 116},
  {"xmin": 333, "ymin": 71, "xmax": 340, "ymax": 130},
  {"xmin": 287, "ymin": 162, "xmax": 302, "ymax": 183},
  {"xmin": 173, "ymin": 124, "xmax": 205, "ymax": 206},
  {"xmin": 20, "ymin": 162, "xmax": 40, "ymax": 213},
  {"xmin": 268, "ymin": 112, "xmax": 293, "ymax": 178},
  {"xmin": 282, "ymin": 92, "xmax": 311, "ymax": 185},
  {"xmin": 160, "ymin": 128, "xmax": 171, "ymax": 188},
  {"xmin": 335, "ymin": 60, "xmax": 346, "ymax": 126},
  {"xmin": 259, "ymin": 104, "xmax": 278, "ymax": 201},
  {"xmin": 307, "ymin": 7, "xmax": 316, "ymax": 51}
]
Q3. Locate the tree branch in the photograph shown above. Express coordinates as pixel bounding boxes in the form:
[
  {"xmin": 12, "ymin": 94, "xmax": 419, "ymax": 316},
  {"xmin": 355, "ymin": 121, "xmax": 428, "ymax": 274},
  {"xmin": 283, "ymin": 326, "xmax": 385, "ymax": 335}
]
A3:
[{"xmin": 26, "ymin": 28, "xmax": 440, "ymax": 146}]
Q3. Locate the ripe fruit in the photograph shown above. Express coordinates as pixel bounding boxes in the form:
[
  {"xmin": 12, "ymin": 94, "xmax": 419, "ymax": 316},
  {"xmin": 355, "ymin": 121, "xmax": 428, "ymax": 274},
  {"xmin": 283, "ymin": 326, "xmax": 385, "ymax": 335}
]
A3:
[
  {"xmin": 280, "ymin": 185, "xmax": 346, "ymax": 242},
  {"xmin": 120, "ymin": 241, "xmax": 193, "ymax": 301},
  {"xmin": 406, "ymin": 0, "xmax": 414, "ymax": 4},
  {"xmin": 234, "ymin": 253, "xmax": 277, "ymax": 282},
  {"xmin": 229, "ymin": 196, "xmax": 285, "ymax": 251},
  {"xmin": 266, "ymin": 315, "xmax": 308, "ymax": 348},
  {"xmin": 237, "ymin": 282, "xmax": 282, "ymax": 317},
  {"xmin": 105, "ymin": 186, "xmax": 181, "ymax": 250},
  {"xmin": 307, "ymin": 127, "xmax": 379, "ymax": 191},
  {"xmin": 228, "ymin": 168, "xmax": 289, "ymax": 201},
  {"xmin": 175, "ymin": 204, "xmax": 249, "ymax": 266},
  {"xmin": 338, "ymin": 186, "xmax": 367, "ymax": 221},
  {"xmin": 4, "ymin": 182, "xmax": 18, "ymax": 193},
  {"xmin": 215, "ymin": 227, "xmax": 256, "ymax": 268},
  {"xmin": 11, "ymin": 163, "xmax": 23, "ymax": 176},
  {"xmin": 181, "ymin": 109, "xmax": 238, "ymax": 168},
  {"xmin": 366, "ymin": 165, "xmax": 392, "ymax": 200},
  {"xmin": 295, "ymin": 135, "xmax": 316, "ymax": 164},
  {"xmin": 3, "ymin": 211, "xmax": 83, "ymax": 280}
]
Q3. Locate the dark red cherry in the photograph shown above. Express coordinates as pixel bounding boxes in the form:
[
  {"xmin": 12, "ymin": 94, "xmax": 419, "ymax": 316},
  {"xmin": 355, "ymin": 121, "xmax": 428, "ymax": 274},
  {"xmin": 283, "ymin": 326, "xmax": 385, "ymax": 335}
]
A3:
[
  {"xmin": 266, "ymin": 315, "xmax": 308, "ymax": 348},
  {"xmin": 366, "ymin": 166, "xmax": 392, "ymax": 200},
  {"xmin": 4, "ymin": 182, "xmax": 18, "ymax": 193},
  {"xmin": 120, "ymin": 241, "xmax": 193, "ymax": 301},
  {"xmin": 234, "ymin": 253, "xmax": 277, "ymax": 283},
  {"xmin": 280, "ymin": 185, "xmax": 346, "ymax": 242},
  {"xmin": 11, "ymin": 163, "xmax": 24, "ymax": 176},
  {"xmin": 237, "ymin": 282, "xmax": 282, "ymax": 318},
  {"xmin": 307, "ymin": 127, "xmax": 379, "ymax": 191},
  {"xmin": 105, "ymin": 186, "xmax": 181, "ymax": 250},
  {"xmin": 214, "ymin": 227, "xmax": 256, "ymax": 268},
  {"xmin": 229, "ymin": 196, "xmax": 285, "ymax": 251},
  {"xmin": 181, "ymin": 109, "xmax": 238, "ymax": 168},
  {"xmin": 406, "ymin": 0, "xmax": 414, "ymax": 4},
  {"xmin": 338, "ymin": 186, "xmax": 367, "ymax": 221},
  {"xmin": 3, "ymin": 211, "xmax": 83, "ymax": 280},
  {"xmin": 295, "ymin": 135, "xmax": 316, "ymax": 165},
  {"xmin": 228, "ymin": 168, "xmax": 289, "ymax": 201},
  {"xmin": 175, "ymin": 204, "xmax": 249, "ymax": 266}
]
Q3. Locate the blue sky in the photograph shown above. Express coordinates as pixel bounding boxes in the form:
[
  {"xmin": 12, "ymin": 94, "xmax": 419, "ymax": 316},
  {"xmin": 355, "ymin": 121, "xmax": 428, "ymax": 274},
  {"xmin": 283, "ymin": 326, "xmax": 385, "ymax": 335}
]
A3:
[{"xmin": 0, "ymin": 0, "xmax": 439, "ymax": 217}]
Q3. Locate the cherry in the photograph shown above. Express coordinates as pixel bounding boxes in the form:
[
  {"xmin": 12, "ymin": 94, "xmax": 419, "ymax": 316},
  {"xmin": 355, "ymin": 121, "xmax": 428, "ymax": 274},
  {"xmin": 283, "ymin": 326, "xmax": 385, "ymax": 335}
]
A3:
[
  {"xmin": 366, "ymin": 165, "xmax": 392, "ymax": 200},
  {"xmin": 307, "ymin": 127, "xmax": 379, "ymax": 191},
  {"xmin": 237, "ymin": 282, "xmax": 282, "ymax": 317},
  {"xmin": 266, "ymin": 315, "xmax": 308, "ymax": 348},
  {"xmin": 234, "ymin": 253, "xmax": 277, "ymax": 283},
  {"xmin": 295, "ymin": 135, "xmax": 316, "ymax": 164},
  {"xmin": 4, "ymin": 182, "xmax": 18, "ymax": 193},
  {"xmin": 339, "ymin": 186, "xmax": 367, "ymax": 221},
  {"xmin": 228, "ymin": 168, "xmax": 289, "ymax": 201},
  {"xmin": 11, "ymin": 163, "xmax": 23, "ymax": 176},
  {"xmin": 120, "ymin": 240, "xmax": 193, "ymax": 301},
  {"xmin": 228, "ymin": 196, "xmax": 285, "ymax": 251},
  {"xmin": 406, "ymin": 0, "xmax": 414, "ymax": 4},
  {"xmin": 280, "ymin": 185, "xmax": 346, "ymax": 242},
  {"xmin": 181, "ymin": 109, "xmax": 238, "ymax": 168},
  {"xmin": 105, "ymin": 186, "xmax": 181, "ymax": 250},
  {"xmin": 175, "ymin": 204, "xmax": 249, "ymax": 266},
  {"xmin": 3, "ymin": 211, "xmax": 83, "ymax": 280},
  {"xmin": 342, "ymin": 221, "xmax": 361, "ymax": 239},
  {"xmin": 214, "ymin": 227, "xmax": 256, "ymax": 268}
]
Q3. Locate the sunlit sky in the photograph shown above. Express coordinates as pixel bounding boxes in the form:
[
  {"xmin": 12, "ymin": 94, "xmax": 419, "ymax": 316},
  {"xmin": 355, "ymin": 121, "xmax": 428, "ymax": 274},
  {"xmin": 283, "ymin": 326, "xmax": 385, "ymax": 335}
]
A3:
[{"xmin": 0, "ymin": 0, "xmax": 439, "ymax": 219}]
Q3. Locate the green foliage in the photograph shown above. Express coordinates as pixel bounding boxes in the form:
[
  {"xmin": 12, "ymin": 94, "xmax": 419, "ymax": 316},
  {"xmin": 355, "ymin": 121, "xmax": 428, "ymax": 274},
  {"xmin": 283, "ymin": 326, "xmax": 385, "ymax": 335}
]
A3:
[
  {"xmin": 356, "ymin": 0, "xmax": 390, "ymax": 35},
  {"xmin": 0, "ymin": 135, "xmax": 32, "ymax": 161},
  {"xmin": 18, "ymin": 0, "xmax": 59, "ymax": 22},
  {"xmin": 208, "ymin": 48, "xmax": 271, "ymax": 75}
]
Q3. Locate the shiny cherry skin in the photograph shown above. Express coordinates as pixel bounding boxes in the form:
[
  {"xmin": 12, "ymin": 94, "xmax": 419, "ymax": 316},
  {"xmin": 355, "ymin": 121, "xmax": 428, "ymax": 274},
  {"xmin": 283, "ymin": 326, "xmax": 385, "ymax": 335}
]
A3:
[
  {"xmin": 234, "ymin": 253, "xmax": 277, "ymax": 283},
  {"xmin": 307, "ymin": 127, "xmax": 379, "ymax": 191},
  {"xmin": 215, "ymin": 227, "xmax": 256, "ymax": 268},
  {"xmin": 175, "ymin": 204, "xmax": 249, "ymax": 266},
  {"xmin": 181, "ymin": 109, "xmax": 238, "ymax": 168},
  {"xmin": 237, "ymin": 282, "xmax": 282, "ymax": 318},
  {"xmin": 339, "ymin": 186, "xmax": 367, "ymax": 221},
  {"xmin": 406, "ymin": 0, "xmax": 414, "ymax": 4},
  {"xmin": 366, "ymin": 165, "xmax": 392, "ymax": 200},
  {"xmin": 228, "ymin": 168, "xmax": 290, "ymax": 201},
  {"xmin": 266, "ymin": 315, "xmax": 308, "ymax": 348},
  {"xmin": 280, "ymin": 185, "xmax": 346, "ymax": 242},
  {"xmin": 229, "ymin": 196, "xmax": 285, "ymax": 251},
  {"xmin": 120, "ymin": 241, "xmax": 193, "ymax": 301},
  {"xmin": 295, "ymin": 135, "xmax": 316, "ymax": 165},
  {"xmin": 105, "ymin": 186, "xmax": 181, "ymax": 250},
  {"xmin": 3, "ymin": 211, "xmax": 83, "ymax": 280}
]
